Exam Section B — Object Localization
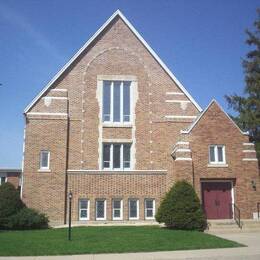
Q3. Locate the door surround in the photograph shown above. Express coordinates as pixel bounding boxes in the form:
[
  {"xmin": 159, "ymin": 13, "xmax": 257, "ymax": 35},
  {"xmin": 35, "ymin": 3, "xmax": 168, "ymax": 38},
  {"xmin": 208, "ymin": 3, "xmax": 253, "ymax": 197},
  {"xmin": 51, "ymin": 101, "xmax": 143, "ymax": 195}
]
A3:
[{"xmin": 200, "ymin": 179, "xmax": 235, "ymax": 219}]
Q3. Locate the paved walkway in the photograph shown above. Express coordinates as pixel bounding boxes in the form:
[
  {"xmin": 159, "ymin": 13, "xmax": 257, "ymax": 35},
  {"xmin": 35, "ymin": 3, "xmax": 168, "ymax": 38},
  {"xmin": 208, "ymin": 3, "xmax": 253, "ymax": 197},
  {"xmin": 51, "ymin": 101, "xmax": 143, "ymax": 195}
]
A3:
[{"xmin": 1, "ymin": 232, "xmax": 260, "ymax": 260}]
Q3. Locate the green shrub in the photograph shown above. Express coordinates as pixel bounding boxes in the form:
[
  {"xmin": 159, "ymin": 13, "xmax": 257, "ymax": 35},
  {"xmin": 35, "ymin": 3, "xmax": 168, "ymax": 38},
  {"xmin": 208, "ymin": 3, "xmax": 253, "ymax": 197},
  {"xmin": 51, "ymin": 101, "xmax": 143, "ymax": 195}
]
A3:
[
  {"xmin": 156, "ymin": 181, "xmax": 207, "ymax": 231},
  {"xmin": 0, "ymin": 182, "xmax": 25, "ymax": 228},
  {"xmin": 7, "ymin": 208, "xmax": 49, "ymax": 230}
]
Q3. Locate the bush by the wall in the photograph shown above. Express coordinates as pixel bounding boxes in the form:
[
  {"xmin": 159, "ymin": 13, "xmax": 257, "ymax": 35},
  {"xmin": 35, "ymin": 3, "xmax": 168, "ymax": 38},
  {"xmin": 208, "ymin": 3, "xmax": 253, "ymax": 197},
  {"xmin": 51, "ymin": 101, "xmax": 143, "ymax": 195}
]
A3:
[
  {"xmin": 7, "ymin": 208, "xmax": 49, "ymax": 230},
  {"xmin": 0, "ymin": 183, "xmax": 25, "ymax": 228},
  {"xmin": 156, "ymin": 180, "xmax": 207, "ymax": 231}
]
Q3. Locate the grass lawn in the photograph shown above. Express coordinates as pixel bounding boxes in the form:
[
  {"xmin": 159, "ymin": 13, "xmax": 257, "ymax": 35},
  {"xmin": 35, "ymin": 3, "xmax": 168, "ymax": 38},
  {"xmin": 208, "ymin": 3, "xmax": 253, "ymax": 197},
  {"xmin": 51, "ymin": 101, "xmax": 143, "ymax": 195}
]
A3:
[{"xmin": 0, "ymin": 226, "xmax": 243, "ymax": 256}]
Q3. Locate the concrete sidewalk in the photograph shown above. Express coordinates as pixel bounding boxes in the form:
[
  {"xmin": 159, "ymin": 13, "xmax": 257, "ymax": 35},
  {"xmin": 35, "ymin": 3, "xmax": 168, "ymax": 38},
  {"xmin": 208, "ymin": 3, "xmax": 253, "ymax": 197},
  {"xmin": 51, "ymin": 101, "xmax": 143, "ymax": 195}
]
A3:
[{"xmin": 1, "ymin": 232, "xmax": 260, "ymax": 260}]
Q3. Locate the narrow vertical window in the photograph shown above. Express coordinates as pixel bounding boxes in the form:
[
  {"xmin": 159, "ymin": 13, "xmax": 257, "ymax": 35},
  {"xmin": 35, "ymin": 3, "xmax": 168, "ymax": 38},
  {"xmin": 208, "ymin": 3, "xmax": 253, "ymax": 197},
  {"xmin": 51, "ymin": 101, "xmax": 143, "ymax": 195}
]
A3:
[
  {"xmin": 129, "ymin": 199, "xmax": 139, "ymax": 220},
  {"xmin": 113, "ymin": 81, "xmax": 121, "ymax": 122},
  {"xmin": 103, "ymin": 144, "xmax": 111, "ymax": 169},
  {"xmin": 123, "ymin": 81, "xmax": 130, "ymax": 122},
  {"xmin": 103, "ymin": 81, "xmax": 111, "ymax": 122},
  {"xmin": 145, "ymin": 199, "xmax": 155, "ymax": 219},
  {"xmin": 112, "ymin": 199, "xmax": 123, "ymax": 220},
  {"xmin": 40, "ymin": 150, "xmax": 50, "ymax": 170},
  {"xmin": 96, "ymin": 199, "xmax": 106, "ymax": 220},
  {"xmin": 217, "ymin": 146, "xmax": 224, "ymax": 162},
  {"xmin": 209, "ymin": 146, "xmax": 215, "ymax": 162},
  {"xmin": 123, "ymin": 144, "xmax": 131, "ymax": 169},
  {"xmin": 113, "ymin": 144, "xmax": 121, "ymax": 169},
  {"xmin": 79, "ymin": 199, "xmax": 89, "ymax": 220}
]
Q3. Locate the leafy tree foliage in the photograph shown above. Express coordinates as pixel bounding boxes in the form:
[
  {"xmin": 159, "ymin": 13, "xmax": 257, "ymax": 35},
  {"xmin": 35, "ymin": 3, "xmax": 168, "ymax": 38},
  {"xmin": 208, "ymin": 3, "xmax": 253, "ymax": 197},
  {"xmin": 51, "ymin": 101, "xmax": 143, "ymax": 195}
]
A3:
[
  {"xmin": 0, "ymin": 182, "xmax": 25, "ymax": 228},
  {"xmin": 225, "ymin": 9, "xmax": 260, "ymax": 159},
  {"xmin": 156, "ymin": 181, "xmax": 207, "ymax": 231}
]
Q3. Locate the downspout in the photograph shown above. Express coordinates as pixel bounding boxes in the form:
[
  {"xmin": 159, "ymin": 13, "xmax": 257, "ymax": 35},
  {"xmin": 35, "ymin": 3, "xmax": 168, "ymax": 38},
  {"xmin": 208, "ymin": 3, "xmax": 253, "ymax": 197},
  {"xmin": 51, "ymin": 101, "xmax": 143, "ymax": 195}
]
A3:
[{"xmin": 64, "ymin": 98, "xmax": 70, "ymax": 224}]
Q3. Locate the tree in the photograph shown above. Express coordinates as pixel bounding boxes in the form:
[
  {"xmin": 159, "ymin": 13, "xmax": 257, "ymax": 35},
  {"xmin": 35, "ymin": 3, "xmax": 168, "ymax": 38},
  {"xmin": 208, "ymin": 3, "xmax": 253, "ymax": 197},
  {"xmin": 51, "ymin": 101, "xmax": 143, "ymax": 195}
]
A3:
[
  {"xmin": 0, "ymin": 182, "xmax": 25, "ymax": 228},
  {"xmin": 156, "ymin": 181, "xmax": 207, "ymax": 231},
  {"xmin": 225, "ymin": 9, "xmax": 260, "ymax": 159}
]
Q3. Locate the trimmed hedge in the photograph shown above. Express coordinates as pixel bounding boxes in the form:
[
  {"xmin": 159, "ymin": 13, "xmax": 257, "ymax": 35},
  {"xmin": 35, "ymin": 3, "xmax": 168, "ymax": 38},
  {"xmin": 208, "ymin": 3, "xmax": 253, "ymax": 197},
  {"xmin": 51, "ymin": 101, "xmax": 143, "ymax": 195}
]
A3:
[
  {"xmin": 7, "ymin": 208, "xmax": 49, "ymax": 230},
  {"xmin": 0, "ymin": 183, "xmax": 25, "ymax": 228},
  {"xmin": 156, "ymin": 181, "xmax": 207, "ymax": 231}
]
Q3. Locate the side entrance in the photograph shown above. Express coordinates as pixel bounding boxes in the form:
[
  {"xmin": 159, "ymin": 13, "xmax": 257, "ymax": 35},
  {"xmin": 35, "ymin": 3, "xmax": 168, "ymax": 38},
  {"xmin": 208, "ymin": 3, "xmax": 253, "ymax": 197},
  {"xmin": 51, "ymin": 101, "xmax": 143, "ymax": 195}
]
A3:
[{"xmin": 201, "ymin": 181, "xmax": 233, "ymax": 219}]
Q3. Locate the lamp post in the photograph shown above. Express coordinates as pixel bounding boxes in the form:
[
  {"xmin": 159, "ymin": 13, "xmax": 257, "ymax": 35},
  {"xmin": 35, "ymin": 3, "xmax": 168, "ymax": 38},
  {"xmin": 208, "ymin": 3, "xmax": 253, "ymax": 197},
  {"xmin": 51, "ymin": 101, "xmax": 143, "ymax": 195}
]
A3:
[{"xmin": 68, "ymin": 191, "xmax": 72, "ymax": 241}]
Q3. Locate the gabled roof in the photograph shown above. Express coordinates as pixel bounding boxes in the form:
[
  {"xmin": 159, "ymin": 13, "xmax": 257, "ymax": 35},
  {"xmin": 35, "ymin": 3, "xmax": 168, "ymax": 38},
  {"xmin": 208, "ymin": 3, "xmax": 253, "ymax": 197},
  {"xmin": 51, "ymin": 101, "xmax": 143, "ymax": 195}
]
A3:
[
  {"xmin": 24, "ymin": 10, "xmax": 202, "ymax": 113},
  {"xmin": 181, "ymin": 99, "xmax": 248, "ymax": 135}
]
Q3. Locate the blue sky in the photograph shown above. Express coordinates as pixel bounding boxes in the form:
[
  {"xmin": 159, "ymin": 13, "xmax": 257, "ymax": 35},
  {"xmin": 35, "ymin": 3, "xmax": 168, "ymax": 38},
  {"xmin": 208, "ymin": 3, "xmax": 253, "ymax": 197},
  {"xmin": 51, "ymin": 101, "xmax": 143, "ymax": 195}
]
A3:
[{"xmin": 0, "ymin": 0, "xmax": 259, "ymax": 168}]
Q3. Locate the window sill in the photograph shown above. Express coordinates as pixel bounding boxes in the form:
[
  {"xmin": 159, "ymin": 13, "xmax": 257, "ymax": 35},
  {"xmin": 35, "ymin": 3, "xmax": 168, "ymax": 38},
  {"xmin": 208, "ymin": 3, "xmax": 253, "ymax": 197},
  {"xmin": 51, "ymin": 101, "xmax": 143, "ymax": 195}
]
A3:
[
  {"xmin": 38, "ymin": 169, "xmax": 51, "ymax": 173},
  {"xmin": 103, "ymin": 123, "xmax": 132, "ymax": 128},
  {"xmin": 207, "ymin": 164, "xmax": 228, "ymax": 168}
]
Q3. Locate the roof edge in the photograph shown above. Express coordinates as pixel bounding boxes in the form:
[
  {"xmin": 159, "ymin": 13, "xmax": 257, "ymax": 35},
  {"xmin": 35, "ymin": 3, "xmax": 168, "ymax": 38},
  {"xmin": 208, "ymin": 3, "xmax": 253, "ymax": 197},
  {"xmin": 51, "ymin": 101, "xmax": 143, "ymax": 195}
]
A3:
[
  {"xmin": 181, "ymin": 99, "xmax": 248, "ymax": 135},
  {"xmin": 24, "ymin": 9, "xmax": 202, "ymax": 113}
]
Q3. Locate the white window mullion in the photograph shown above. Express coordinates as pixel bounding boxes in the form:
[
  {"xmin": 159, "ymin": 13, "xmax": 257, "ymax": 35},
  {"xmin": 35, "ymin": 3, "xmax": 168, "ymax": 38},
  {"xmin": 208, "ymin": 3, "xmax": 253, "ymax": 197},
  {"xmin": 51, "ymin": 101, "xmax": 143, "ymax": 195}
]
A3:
[
  {"xmin": 120, "ymin": 81, "xmax": 123, "ymax": 123},
  {"xmin": 110, "ymin": 144, "xmax": 113, "ymax": 170},
  {"xmin": 120, "ymin": 144, "xmax": 124, "ymax": 170},
  {"xmin": 111, "ymin": 82, "xmax": 113, "ymax": 123}
]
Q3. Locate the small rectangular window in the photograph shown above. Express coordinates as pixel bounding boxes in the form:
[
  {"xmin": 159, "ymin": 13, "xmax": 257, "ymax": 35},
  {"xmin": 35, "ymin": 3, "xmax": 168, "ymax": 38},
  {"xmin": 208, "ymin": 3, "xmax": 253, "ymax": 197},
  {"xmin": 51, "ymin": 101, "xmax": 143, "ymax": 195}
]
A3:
[
  {"xmin": 112, "ymin": 199, "xmax": 123, "ymax": 220},
  {"xmin": 79, "ymin": 199, "xmax": 89, "ymax": 220},
  {"xmin": 209, "ymin": 145, "xmax": 226, "ymax": 164},
  {"xmin": 96, "ymin": 199, "xmax": 106, "ymax": 220},
  {"xmin": 129, "ymin": 199, "xmax": 139, "ymax": 220},
  {"xmin": 40, "ymin": 150, "xmax": 50, "ymax": 170},
  {"xmin": 103, "ymin": 81, "xmax": 111, "ymax": 122},
  {"xmin": 103, "ymin": 144, "xmax": 111, "ymax": 169},
  {"xmin": 145, "ymin": 199, "xmax": 155, "ymax": 219}
]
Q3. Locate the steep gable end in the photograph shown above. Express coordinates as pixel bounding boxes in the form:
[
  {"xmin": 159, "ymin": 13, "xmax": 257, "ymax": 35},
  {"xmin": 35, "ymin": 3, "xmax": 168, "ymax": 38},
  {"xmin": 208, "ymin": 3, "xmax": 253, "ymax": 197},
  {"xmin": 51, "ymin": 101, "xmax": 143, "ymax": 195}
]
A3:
[
  {"xmin": 181, "ymin": 99, "xmax": 248, "ymax": 135},
  {"xmin": 24, "ymin": 10, "xmax": 201, "ymax": 113}
]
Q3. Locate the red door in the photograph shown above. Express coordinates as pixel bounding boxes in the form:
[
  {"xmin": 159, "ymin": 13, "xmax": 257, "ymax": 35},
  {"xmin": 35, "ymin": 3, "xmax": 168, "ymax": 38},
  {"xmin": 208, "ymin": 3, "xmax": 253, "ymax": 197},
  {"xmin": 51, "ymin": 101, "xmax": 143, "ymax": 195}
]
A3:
[{"xmin": 202, "ymin": 182, "xmax": 232, "ymax": 219}]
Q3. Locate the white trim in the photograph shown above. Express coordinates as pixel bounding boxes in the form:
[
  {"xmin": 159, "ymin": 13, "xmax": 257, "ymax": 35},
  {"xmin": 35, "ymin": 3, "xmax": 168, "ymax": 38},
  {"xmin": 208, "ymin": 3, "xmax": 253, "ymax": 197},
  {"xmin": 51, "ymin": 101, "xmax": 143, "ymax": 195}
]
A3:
[
  {"xmin": 112, "ymin": 199, "xmax": 123, "ymax": 220},
  {"xmin": 67, "ymin": 169, "xmax": 167, "ymax": 172},
  {"xmin": 207, "ymin": 164, "xmax": 229, "ymax": 168},
  {"xmin": 166, "ymin": 92, "xmax": 184, "ymax": 95},
  {"xmin": 50, "ymin": 88, "xmax": 68, "ymax": 92},
  {"xmin": 144, "ymin": 199, "xmax": 155, "ymax": 220},
  {"xmin": 96, "ymin": 199, "xmax": 107, "ymax": 221},
  {"xmin": 165, "ymin": 115, "xmax": 197, "ymax": 119},
  {"xmin": 181, "ymin": 99, "xmax": 248, "ymax": 135},
  {"xmin": 176, "ymin": 141, "xmax": 189, "ymax": 145},
  {"xmin": 176, "ymin": 148, "xmax": 191, "ymax": 153},
  {"xmin": 243, "ymin": 150, "xmax": 256, "ymax": 153},
  {"xmin": 24, "ymin": 10, "xmax": 202, "ymax": 113},
  {"xmin": 129, "ymin": 199, "xmax": 139, "ymax": 220},
  {"xmin": 79, "ymin": 199, "xmax": 90, "ymax": 221},
  {"xmin": 242, "ymin": 158, "xmax": 258, "ymax": 161},
  {"xmin": 243, "ymin": 143, "xmax": 255, "ymax": 146},
  {"xmin": 43, "ymin": 97, "xmax": 68, "ymax": 100},
  {"xmin": 27, "ymin": 112, "xmax": 68, "ymax": 116},
  {"xmin": 165, "ymin": 100, "xmax": 191, "ymax": 103},
  {"xmin": 175, "ymin": 157, "xmax": 192, "ymax": 161}
]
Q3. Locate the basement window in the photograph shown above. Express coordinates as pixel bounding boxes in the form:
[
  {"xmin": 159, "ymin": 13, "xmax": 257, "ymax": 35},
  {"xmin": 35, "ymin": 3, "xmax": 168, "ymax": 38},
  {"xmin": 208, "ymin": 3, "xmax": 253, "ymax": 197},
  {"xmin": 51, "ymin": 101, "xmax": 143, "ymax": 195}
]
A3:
[
  {"xmin": 145, "ymin": 199, "xmax": 155, "ymax": 220},
  {"xmin": 129, "ymin": 199, "xmax": 139, "ymax": 220},
  {"xmin": 209, "ymin": 145, "xmax": 226, "ymax": 164},
  {"xmin": 79, "ymin": 199, "xmax": 89, "ymax": 220}
]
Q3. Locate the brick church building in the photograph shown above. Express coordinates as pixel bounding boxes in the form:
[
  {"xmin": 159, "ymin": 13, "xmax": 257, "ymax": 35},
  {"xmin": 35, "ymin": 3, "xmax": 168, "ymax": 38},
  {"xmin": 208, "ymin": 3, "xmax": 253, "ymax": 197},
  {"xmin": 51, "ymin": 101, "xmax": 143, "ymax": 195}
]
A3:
[{"xmin": 21, "ymin": 10, "xmax": 259, "ymax": 225}]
